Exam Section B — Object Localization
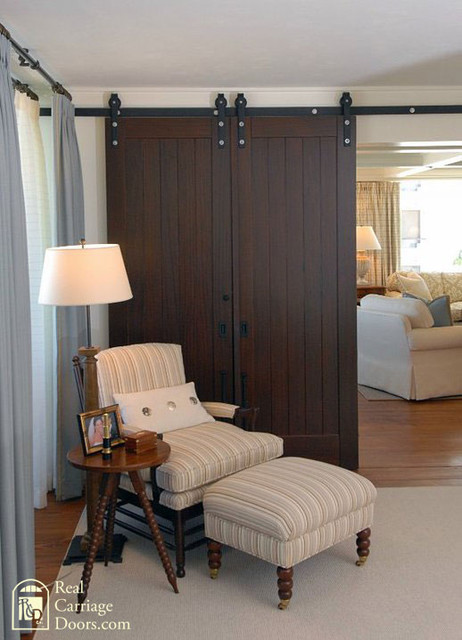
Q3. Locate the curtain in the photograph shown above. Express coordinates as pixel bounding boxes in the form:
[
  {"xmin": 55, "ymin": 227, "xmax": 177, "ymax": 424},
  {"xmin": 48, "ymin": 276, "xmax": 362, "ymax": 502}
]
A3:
[
  {"xmin": 15, "ymin": 91, "xmax": 54, "ymax": 509},
  {"xmin": 53, "ymin": 94, "xmax": 86, "ymax": 500},
  {"xmin": 0, "ymin": 34, "xmax": 35, "ymax": 640},
  {"xmin": 356, "ymin": 182, "xmax": 401, "ymax": 285}
]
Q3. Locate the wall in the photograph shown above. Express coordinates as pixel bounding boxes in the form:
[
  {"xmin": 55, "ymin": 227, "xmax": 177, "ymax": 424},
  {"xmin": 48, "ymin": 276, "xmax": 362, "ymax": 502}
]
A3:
[
  {"xmin": 75, "ymin": 117, "xmax": 108, "ymax": 349},
  {"xmin": 74, "ymin": 86, "xmax": 462, "ymax": 345}
]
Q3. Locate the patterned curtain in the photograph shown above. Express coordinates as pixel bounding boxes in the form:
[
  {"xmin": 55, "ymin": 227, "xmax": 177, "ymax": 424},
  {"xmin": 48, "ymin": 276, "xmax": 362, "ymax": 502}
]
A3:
[{"xmin": 356, "ymin": 182, "xmax": 401, "ymax": 286}]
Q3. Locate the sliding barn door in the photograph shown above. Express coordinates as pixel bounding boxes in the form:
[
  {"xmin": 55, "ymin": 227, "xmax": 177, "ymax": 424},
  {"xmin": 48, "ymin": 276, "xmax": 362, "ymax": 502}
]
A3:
[
  {"xmin": 106, "ymin": 114, "xmax": 357, "ymax": 468},
  {"xmin": 233, "ymin": 117, "xmax": 357, "ymax": 466},
  {"xmin": 106, "ymin": 118, "xmax": 234, "ymax": 402}
]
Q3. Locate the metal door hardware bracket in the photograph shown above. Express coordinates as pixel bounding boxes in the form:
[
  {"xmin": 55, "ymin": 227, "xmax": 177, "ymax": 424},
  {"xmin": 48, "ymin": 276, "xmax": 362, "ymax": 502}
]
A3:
[
  {"xmin": 214, "ymin": 93, "xmax": 228, "ymax": 148},
  {"xmin": 235, "ymin": 93, "xmax": 247, "ymax": 148},
  {"xmin": 340, "ymin": 92, "xmax": 352, "ymax": 147},
  {"xmin": 109, "ymin": 93, "xmax": 122, "ymax": 148}
]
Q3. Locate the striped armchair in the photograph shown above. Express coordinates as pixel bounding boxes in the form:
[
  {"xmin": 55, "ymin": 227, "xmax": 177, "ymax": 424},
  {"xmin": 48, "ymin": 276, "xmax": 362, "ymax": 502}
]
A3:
[{"xmin": 95, "ymin": 343, "xmax": 283, "ymax": 577}]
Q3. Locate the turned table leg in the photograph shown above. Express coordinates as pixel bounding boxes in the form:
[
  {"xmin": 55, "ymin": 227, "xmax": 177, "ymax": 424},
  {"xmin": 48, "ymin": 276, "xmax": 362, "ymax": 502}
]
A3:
[
  {"xmin": 207, "ymin": 540, "xmax": 222, "ymax": 579},
  {"xmin": 78, "ymin": 473, "xmax": 118, "ymax": 612},
  {"xmin": 104, "ymin": 473, "xmax": 120, "ymax": 566},
  {"xmin": 277, "ymin": 566, "xmax": 293, "ymax": 610},
  {"xmin": 356, "ymin": 528, "xmax": 371, "ymax": 566},
  {"xmin": 128, "ymin": 471, "xmax": 179, "ymax": 594}
]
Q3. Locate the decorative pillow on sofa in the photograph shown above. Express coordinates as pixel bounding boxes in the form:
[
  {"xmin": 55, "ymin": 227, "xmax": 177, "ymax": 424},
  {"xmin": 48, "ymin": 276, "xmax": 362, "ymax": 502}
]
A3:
[
  {"xmin": 403, "ymin": 293, "xmax": 453, "ymax": 327},
  {"xmin": 396, "ymin": 272, "xmax": 432, "ymax": 300},
  {"xmin": 113, "ymin": 382, "xmax": 215, "ymax": 434}
]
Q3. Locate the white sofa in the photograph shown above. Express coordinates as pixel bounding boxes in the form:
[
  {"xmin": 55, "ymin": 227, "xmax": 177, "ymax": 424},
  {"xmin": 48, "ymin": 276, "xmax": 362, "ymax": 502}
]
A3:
[
  {"xmin": 357, "ymin": 295, "xmax": 462, "ymax": 400},
  {"xmin": 386, "ymin": 271, "xmax": 462, "ymax": 323}
]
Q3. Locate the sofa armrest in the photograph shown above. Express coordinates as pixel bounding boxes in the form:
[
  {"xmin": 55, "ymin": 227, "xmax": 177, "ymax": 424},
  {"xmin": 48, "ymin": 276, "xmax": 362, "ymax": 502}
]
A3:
[{"xmin": 408, "ymin": 326, "xmax": 462, "ymax": 351}]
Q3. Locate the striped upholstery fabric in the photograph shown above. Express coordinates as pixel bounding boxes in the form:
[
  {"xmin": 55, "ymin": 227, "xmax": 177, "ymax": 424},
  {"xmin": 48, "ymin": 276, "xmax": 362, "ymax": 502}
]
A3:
[
  {"xmin": 97, "ymin": 342, "xmax": 283, "ymax": 510},
  {"xmin": 119, "ymin": 473, "xmax": 211, "ymax": 510},
  {"xmin": 201, "ymin": 401, "xmax": 239, "ymax": 419},
  {"xmin": 158, "ymin": 422, "xmax": 283, "ymax": 493},
  {"xmin": 204, "ymin": 457, "xmax": 376, "ymax": 568},
  {"xmin": 97, "ymin": 343, "xmax": 186, "ymax": 408}
]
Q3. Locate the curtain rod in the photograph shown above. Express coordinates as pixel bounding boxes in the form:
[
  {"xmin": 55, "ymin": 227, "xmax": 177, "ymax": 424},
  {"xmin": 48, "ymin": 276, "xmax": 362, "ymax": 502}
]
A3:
[
  {"xmin": 12, "ymin": 78, "xmax": 39, "ymax": 101},
  {"xmin": 0, "ymin": 22, "xmax": 72, "ymax": 101}
]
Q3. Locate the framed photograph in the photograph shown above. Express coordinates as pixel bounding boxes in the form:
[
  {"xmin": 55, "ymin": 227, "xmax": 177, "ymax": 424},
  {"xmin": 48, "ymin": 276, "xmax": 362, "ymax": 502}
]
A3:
[{"xmin": 77, "ymin": 404, "xmax": 125, "ymax": 456}]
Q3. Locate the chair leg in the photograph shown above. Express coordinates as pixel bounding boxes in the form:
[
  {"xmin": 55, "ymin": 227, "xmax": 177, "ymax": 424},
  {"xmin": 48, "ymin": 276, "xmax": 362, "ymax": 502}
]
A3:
[
  {"xmin": 277, "ymin": 566, "xmax": 293, "ymax": 610},
  {"xmin": 174, "ymin": 510, "xmax": 186, "ymax": 578},
  {"xmin": 356, "ymin": 527, "xmax": 371, "ymax": 566},
  {"xmin": 207, "ymin": 540, "xmax": 222, "ymax": 579}
]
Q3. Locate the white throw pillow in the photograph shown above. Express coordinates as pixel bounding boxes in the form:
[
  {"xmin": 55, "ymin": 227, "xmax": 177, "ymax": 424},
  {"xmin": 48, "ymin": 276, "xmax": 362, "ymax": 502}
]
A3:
[
  {"xmin": 396, "ymin": 272, "xmax": 432, "ymax": 301},
  {"xmin": 113, "ymin": 382, "xmax": 215, "ymax": 434},
  {"xmin": 360, "ymin": 294, "xmax": 434, "ymax": 328}
]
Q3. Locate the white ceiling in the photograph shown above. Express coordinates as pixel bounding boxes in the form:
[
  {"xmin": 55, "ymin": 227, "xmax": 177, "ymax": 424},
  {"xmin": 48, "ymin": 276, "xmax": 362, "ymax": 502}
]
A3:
[
  {"xmin": 3, "ymin": 0, "xmax": 462, "ymax": 90},
  {"xmin": 357, "ymin": 143, "xmax": 462, "ymax": 180}
]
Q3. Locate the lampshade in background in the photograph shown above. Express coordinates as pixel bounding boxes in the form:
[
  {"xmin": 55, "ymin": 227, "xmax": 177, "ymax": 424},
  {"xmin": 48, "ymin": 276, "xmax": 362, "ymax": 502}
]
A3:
[
  {"xmin": 356, "ymin": 226, "xmax": 381, "ymax": 285},
  {"xmin": 39, "ymin": 243, "xmax": 132, "ymax": 346}
]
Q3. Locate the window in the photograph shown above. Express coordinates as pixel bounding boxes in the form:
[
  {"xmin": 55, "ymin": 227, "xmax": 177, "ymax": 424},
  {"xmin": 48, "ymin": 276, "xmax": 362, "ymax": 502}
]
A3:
[{"xmin": 400, "ymin": 181, "xmax": 462, "ymax": 272}]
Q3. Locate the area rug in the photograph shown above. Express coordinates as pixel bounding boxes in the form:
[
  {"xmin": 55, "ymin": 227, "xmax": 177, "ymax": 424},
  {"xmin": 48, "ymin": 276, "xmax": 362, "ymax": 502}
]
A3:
[{"xmin": 42, "ymin": 486, "xmax": 462, "ymax": 640}]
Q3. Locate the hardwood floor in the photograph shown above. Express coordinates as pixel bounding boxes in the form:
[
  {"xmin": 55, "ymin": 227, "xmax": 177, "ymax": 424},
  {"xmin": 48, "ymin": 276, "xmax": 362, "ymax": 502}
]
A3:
[
  {"xmin": 34, "ymin": 493, "xmax": 85, "ymax": 588},
  {"xmin": 357, "ymin": 393, "xmax": 462, "ymax": 486}
]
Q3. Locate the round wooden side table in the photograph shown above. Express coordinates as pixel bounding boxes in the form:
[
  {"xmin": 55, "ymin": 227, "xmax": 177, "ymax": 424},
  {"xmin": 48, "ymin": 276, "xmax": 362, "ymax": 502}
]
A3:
[{"xmin": 67, "ymin": 442, "xmax": 179, "ymax": 611}]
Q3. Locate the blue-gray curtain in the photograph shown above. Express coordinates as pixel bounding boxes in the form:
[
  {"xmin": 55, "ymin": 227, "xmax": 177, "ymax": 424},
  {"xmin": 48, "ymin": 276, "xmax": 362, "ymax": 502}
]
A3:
[
  {"xmin": 53, "ymin": 94, "xmax": 86, "ymax": 500},
  {"xmin": 0, "ymin": 33, "xmax": 35, "ymax": 640}
]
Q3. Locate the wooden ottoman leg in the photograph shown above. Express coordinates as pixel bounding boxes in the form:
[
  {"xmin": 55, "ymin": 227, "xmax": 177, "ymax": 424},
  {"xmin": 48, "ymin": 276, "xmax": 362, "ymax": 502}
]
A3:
[
  {"xmin": 277, "ymin": 566, "xmax": 293, "ymax": 610},
  {"xmin": 356, "ymin": 528, "xmax": 371, "ymax": 566},
  {"xmin": 207, "ymin": 540, "xmax": 222, "ymax": 579}
]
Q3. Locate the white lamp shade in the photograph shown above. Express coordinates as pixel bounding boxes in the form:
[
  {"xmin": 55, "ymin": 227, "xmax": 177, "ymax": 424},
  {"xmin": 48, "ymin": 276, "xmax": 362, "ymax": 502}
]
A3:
[
  {"xmin": 39, "ymin": 244, "xmax": 133, "ymax": 306},
  {"xmin": 356, "ymin": 226, "xmax": 381, "ymax": 251}
]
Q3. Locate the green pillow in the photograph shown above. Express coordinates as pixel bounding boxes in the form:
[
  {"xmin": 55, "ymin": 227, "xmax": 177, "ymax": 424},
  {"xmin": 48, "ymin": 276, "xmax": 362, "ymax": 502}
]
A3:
[{"xmin": 403, "ymin": 293, "xmax": 453, "ymax": 327}]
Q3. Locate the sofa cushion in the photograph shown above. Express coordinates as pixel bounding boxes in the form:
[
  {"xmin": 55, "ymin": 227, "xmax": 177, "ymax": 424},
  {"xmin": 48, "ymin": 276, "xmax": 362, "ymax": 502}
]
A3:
[
  {"xmin": 360, "ymin": 294, "xmax": 434, "ymax": 329},
  {"xmin": 114, "ymin": 382, "xmax": 214, "ymax": 434},
  {"xmin": 420, "ymin": 273, "xmax": 445, "ymax": 299},
  {"xmin": 441, "ymin": 273, "xmax": 462, "ymax": 303},
  {"xmin": 155, "ymin": 421, "xmax": 284, "ymax": 493},
  {"xmin": 397, "ymin": 273, "xmax": 432, "ymax": 300},
  {"xmin": 403, "ymin": 293, "xmax": 453, "ymax": 327},
  {"xmin": 408, "ymin": 326, "xmax": 462, "ymax": 351}
]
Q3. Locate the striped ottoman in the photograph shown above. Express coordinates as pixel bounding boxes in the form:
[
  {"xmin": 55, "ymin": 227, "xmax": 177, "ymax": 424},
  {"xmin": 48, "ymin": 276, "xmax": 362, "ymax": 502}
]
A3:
[{"xmin": 204, "ymin": 457, "xmax": 377, "ymax": 609}]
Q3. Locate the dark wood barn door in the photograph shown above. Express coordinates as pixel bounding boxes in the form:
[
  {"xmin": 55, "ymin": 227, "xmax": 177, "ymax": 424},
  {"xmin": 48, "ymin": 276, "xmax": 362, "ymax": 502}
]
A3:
[
  {"xmin": 106, "ymin": 118, "xmax": 234, "ymax": 402},
  {"xmin": 106, "ymin": 114, "xmax": 357, "ymax": 468},
  {"xmin": 232, "ymin": 117, "xmax": 357, "ymax": 466}
]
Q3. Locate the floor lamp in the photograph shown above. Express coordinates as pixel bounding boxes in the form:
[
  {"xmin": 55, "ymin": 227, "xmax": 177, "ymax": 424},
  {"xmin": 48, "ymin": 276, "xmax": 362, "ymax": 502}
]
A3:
[{"xmin": 39, "ymin": 241, "xmax": 132, "ymax": 563}]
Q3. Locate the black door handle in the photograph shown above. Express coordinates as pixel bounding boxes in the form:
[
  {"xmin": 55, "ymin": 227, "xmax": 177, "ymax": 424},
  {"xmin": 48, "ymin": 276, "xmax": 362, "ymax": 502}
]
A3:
[
  {"xmin": 241, "ymin": 372, "xmax": 248, "ymax": 408},
  {"xmin": 220, "ymin": 370, "xmax": 227, "ymax": 403}
]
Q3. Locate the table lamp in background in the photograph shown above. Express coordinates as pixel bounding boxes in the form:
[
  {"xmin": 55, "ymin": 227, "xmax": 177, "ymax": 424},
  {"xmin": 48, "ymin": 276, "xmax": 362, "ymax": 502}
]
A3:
[{"xmin": 356, "ymin": 226, "xmax": 381, "ymax": 285}]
